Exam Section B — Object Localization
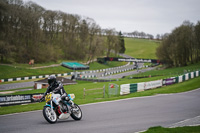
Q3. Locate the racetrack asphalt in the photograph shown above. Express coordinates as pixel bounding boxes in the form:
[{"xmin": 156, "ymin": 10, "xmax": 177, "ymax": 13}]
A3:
[
  {"xmin": 0, "ymin": 81, "xmax": 34, "ymax": 91},
  {"xmin": 0, "ymin": 88, "xmax": 200, "ymax": 133},
  {"xmin": 98, "ymin": 66, "xmax": 156, "ymax": 79}
]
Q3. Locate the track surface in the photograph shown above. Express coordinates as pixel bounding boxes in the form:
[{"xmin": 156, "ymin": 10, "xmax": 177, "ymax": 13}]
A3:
[
  {"xmin": 1, "ymin": 89, "xmax": 200, "ymax": 133},
  {"xmin": 98, "ymin": 66, "xmax": 156, "ymax": 79},
  {"xmin": 0, "ymin": 81, "xmax": 34, "ymax": 91}
]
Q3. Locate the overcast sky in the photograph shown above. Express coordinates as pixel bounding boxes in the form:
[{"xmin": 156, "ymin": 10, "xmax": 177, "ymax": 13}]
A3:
[{"xmin": 23, "ymin": 0, "xmax": 200, "ymax": 36}]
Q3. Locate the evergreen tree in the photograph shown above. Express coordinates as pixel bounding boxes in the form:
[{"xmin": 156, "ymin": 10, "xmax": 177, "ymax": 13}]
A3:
[{"xmin": 118, "ymin": 31, "xmax": 126, "ymax": 53}]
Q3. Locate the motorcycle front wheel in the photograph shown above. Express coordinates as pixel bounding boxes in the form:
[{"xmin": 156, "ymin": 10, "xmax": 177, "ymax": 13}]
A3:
[
  {"xmin": 70, "ymin": 104, "xmax": 82, "ymax": 120},
  {"xmin": 43, "ymin": 106, "xmax": 57, "ymax": 124}
]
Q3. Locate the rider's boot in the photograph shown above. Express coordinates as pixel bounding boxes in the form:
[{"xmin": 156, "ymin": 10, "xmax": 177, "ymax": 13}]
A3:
[
  {"xmin": 65, "ymin": 96, "xmax": 75, "ymax": 108},
  {"xmin": 68, "ymin": 100, "xmax": 75, "ymax": 108}
]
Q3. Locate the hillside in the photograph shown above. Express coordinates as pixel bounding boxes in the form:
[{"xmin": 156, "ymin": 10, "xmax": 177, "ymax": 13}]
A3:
[
  {"xmin": 0, "ymin": 38, "xmax": 160, "ymax": 79},
  {"xmin": 124, "ymin": 38, "xmax": 160, "ymax": 59}
]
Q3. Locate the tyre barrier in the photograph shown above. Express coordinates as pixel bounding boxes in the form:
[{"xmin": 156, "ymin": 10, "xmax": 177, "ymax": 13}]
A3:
[
  {"xmin": 0, "ymin": 73, "xmax": 72, "ymax": 83},
  {"xmin": 120, "ymin": 70, "xmax": 200, "ymax": 95},
  {"xmin": 81, "ymin": 65, "xmax": 136, "ymax": 79}
]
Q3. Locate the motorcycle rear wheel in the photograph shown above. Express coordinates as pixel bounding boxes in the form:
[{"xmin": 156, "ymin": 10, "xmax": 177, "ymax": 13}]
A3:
[
  {"xmin": 43, "ymin": 106, "xmax": 57, "ymax": 124},
  {"xmin": 70, "ymin": 104, "xmax": 82, "ymax": 120}
]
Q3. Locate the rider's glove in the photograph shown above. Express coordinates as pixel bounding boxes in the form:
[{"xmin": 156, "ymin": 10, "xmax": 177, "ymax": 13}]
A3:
[
  {"xmin": 39, "ymin": 97, "xmax": 44, "ymax": 102},
  {"xmin": 61, "ymin": 93, "xmax": 67, "ymax": 100}
]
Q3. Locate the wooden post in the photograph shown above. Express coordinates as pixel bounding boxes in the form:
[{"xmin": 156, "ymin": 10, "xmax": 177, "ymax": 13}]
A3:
[
  {"xmin": 83, "ymin": 88, "xmax": 85, "ymax": 99},
  {"xmin": 103, "ymin": 85, "xmax": 105, "ymax": 98}
]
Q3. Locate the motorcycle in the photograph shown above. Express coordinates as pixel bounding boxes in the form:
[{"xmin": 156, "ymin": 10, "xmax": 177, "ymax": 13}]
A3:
[{"xmin": 42, "ymin": 92, "xmax": 82, "ymax": 124}]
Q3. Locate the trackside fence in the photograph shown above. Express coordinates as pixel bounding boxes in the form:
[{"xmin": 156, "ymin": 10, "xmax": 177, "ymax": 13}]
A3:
[
  {"xmin": 108, "ymin": 83, "xmax": 119, "ymax": 97},
  {"xmin": 120, "ymin": 70, "xmax": 200, "ymax": 95},
  {"xmin": 83, "ymin": 85, "xmax": 105, "ymax": 99}
]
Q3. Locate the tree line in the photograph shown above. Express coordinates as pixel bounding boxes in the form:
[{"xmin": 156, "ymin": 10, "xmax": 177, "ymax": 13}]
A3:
[
  {"xmin": 0, "ymin": 0, "xmax": 125, "ymax": 64},
  {"xmin": 156, "ymin": 21, "xmax": 200, "ymax": 67},
  {"xmin": 123, "ymin": 31, "xmax": 154, "ymax": 39}
]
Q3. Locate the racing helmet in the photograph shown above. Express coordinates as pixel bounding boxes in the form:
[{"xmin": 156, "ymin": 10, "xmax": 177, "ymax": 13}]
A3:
[{"xmin": 48, "ymin": 75, "xmax": 56, "ymax": 86}]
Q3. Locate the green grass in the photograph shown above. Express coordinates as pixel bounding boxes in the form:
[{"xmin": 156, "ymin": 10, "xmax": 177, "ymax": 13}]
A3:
[
  {"xmin": 124, "ymin": 38, "xmax": 160, "ymax": 59},
  {"xmin": 87, "ymin": 61, "xmax": 127, "ymax": 70},
  {"xmin": 0, "ymin": 61, "xmax": 127, "ymax": 79},
  {"xmin": 0, "ymin": 75, "xmax": 200, "ymax": 115},
  {"xmin": 143, "ymin": 126, "xmax": 200, "ymax": 133}
]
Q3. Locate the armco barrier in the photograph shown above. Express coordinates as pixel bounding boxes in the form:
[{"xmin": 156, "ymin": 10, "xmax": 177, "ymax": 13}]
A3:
[
  {"xmin": 120, "ymin": 70, "xmax": 200, "ymax": 95},
  {"xmin": 120, "ymin": 80, "xmax": 162, "ymax": 95},
  {"xmin": 0, "ymin": 73, "xmax": 71, "ymax": 83}
]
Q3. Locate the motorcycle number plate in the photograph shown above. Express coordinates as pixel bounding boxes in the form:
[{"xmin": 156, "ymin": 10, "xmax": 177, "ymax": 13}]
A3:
[{"xmin": 45, "ymin": 93, "xmax": 52, "ymax": 102}]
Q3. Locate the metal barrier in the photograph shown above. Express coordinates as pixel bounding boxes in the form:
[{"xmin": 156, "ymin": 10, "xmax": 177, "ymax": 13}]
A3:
[
  {"xmin": 108, "ymin": 83, "xmax": 119, "ymax": 97},
  {"xmin": 83, "ymin": 85, "xmax": 105, "ymax": 99}
]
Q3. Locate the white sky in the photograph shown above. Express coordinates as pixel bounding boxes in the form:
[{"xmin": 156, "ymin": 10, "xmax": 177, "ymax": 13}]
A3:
[{"xmin": 23, "ymin": 0, "xmax": 200, "ymax": 36}]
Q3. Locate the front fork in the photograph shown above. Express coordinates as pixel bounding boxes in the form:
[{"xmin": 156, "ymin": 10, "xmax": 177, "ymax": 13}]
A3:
[{"xmin": 50, "ymin": 101, "xmax": 54, "ymax": 113}]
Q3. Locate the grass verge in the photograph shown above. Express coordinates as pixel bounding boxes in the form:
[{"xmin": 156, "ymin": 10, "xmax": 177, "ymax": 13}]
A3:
[{"xmin": 143, "ymin": 126, "xmax": 200, "ymax": 133}]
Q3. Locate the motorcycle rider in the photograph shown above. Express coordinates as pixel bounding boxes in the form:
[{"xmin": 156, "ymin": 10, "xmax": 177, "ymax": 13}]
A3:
[{"xmin": 40, "ymin": 75, "xmax": 74, "ymax": 110}]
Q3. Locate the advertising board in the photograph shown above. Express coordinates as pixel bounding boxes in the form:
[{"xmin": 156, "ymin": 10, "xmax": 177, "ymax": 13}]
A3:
[
  {"xmin": 0, "ymin": 93, "xmax": 43, "ymax": 106},
  {"xmin": 163, "ymin": 78, "xmax": 175, "ymax": 85}
]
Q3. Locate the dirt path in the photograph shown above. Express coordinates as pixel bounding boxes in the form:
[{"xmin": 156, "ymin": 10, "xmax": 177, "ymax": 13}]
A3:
[{"xmin": 29, "ymin": 64, "xmax": 61, "ymax": 69}]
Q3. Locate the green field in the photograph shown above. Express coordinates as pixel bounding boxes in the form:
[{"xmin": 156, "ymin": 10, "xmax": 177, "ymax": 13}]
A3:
[{"xmin": 125, "ymin": 38, "xmax": 160, "ymax": 59}]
